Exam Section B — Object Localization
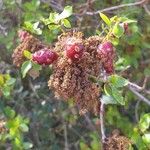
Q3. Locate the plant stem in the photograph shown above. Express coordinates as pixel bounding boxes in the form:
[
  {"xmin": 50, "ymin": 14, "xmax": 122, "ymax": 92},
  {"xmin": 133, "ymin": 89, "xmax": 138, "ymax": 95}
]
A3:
[{"xmin": 100, "ymin": 102, "xmax": 106, "ymax": 148}]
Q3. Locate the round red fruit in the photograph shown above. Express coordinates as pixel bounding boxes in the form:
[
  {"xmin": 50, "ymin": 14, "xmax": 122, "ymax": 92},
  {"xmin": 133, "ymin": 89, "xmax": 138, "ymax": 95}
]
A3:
[
  {"xmin": 32, "ymin": 48, "xmax": 58, "ymax": 65},
  {"xmin": 65, "ymin": 38, "xmax": 84, "ymax": 61}
]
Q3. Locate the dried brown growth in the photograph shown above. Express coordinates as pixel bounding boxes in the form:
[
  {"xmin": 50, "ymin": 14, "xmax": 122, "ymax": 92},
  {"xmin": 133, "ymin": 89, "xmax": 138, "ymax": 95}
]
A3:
[
  {"xmin": 0, "ymin": 120, "xmax": 7, "ymax": 134},
  {"xmin": 48, "ymin": 31, "xmax": 102, "ymax": 114},
  {"xmin": 104, "ymin": 130, "xmax": 132, "ymax": 150},
  {"xmin": 12, "ymin": 34, "xmax": 45, "ymax": 67}
]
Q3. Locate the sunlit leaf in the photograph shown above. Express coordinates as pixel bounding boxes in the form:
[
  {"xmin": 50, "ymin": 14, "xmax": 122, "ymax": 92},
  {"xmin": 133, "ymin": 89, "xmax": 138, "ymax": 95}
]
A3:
[
  {"xmin": 99, "ymin": 13, "xmax": 111, "ymax": 26},
  {"xmin": 101, "ymin": 95, "xmax": 117, "ymax": 105},
  {"xmin": 21, "ymin": 61, "xmax": 32, "ymax": 78},
  {"xmin": 111, "ymin": 85, "xmax": 125, "ymax": 105},
  {"xmin": 59, "ymin": 6, "xmax": 72, "ymax": 20},
  {"xmin": 139, "ymin": 113, "xmax": 150, "ymax": 132},
  {"xmin": 23, "ymin": 50, "xmax": 32, "ymax": 60},
  {"xmin": 108, "ymin": 74, "xmax": 129, "ymax": 88},
  {"xmin": 4, "ymin": 107, "xmax": 16, "ymax": 119},
  {"xmin": 112, "ymin": 23, "xmax": 124, "ymax": 38},
  {"xmin": 62, "ymin": 19, "xmax": 71, "ymax": 28}
]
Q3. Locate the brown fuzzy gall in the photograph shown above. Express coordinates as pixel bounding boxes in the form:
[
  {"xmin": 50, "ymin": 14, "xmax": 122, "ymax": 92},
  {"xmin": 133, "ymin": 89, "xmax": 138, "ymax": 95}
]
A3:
[
  {"xmin": 104, "ymin": 130, "xmax": 132, "ymax": 150},
  {"xmin": 12, "ymin": 34, "xmax": 45, "ymax": 67},
  {"xmin": 48, "ymin": 31, "xmax": 103, "ymax": 114}
]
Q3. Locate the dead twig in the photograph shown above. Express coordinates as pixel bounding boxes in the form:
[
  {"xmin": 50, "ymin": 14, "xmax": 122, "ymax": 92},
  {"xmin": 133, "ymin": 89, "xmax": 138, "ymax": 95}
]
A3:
[
  {"xmin": 64, "ymin": 124, "xmax": 69, "ymax": 150},
  {"xmin": 84, "ymin": 113, "xmax": 99, "ymax": 134},
  {"xmin": 143, "ymin": 4, "xmax": 150, "ymax": 15},
  {"xmin": 128, "ymin": 81, "xmax": 150, "ymax": 95},
  {"xmin": 85, "ymin": 0, "xmax": 147, "ymax": 15},
  {"xmin": 100, "ymin": 102, "xmax": 106, "ymax": 149},
  {"xmin": 128, "ymin": 86, "xmax": 150, "ymax": 106},
  {"xmin": 135, "ymin": 100, "xmax": 141, "ymax": 122}
]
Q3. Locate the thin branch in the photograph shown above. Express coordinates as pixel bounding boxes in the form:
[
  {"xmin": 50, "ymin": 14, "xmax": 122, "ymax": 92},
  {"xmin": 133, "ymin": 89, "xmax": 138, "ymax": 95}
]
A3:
[
  {"xmin": 100, "ymin": 102, "xmax": 106, "ymax": 148},
  {"xmin": 135, "ymin": 100, "xmax": 140, "ymax": 122},
  {"xmin": 64, "ymin": 124, "xmax": 69, "ymax": 150},
  {"xmin": 84, "ymin": 113, "xmax": 98, "ymax": 133},
  {"xmin": 85, "ymin": 0, "xmax": 147, "ymax": 15},
  {"xmin": 128, "ymin": 86, "xmax": 150, "ymax": 106},
  {"xmin": 143, "ymin": 4, "xmax": 150, "ymax": 15},
  {"xmin": 142, "ymin": 77, "xmax": 148, "ymax": 89},
  {"xmin": 128, "ymin": 82, "xmax": 150, "ymax": 95}
]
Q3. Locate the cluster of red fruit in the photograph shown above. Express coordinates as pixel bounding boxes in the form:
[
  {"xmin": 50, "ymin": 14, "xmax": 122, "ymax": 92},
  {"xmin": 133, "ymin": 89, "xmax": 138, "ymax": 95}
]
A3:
[{"xmin": 19, "ymin": 30, "xmax": 115, "ymax": 74}]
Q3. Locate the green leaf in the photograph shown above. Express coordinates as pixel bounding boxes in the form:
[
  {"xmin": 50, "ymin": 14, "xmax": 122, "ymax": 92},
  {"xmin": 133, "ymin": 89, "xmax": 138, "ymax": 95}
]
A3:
[
  {"xmin": 20, "ymin": 124, "xmax": 29, "ymax": 132},
  {"xmin": 139, "ymin": 113, "xmax": 150, "ymax": 132},
  {"xmin": 23, "ymin": 21, "xmax": 42, "ymax": 35},
  {"xmin": 21, "ymin": 61, "xmax": 32, "ymax": 78},
  {"xmin": 142, "ymin": 133, "xmax": 150, "ymax": 144},
  {"xmin": 80, "ymin": 142, "xmax": 90, "ymax": 150},
  {"xmin": 23, "ymin": 142, "xmax": 33, "ymax": 149},
  {"xmin": 32, "ymin": 62, "xmax": 42, "ymax": 71},
  {"xmin": 0, "ymin": 74, "xmax": 4, "ymax": 86},
  {"xmin": 23, "ymin": 50, "xmax": 32, "ymax": 59},
  {"xmin": 59, "ymin": 6, "xmax": 73, "ymax": 20},
  {"xmin": 24, "ymin": 21, "xmax": 33, "ymax": 30},
  {"xmin": 62, "ymin": 19, "xmax": 71, "ymax": 28},
  {"xmin": 108, "ymin": 74, "xmax": 128, "ymax": 88},
  {"xmin": 42, "ymin": 18, "xmax": 51, "ymax": 25},
  {"xmin": 101, "ymin": 95, "xmax": 117, "ymax": 105},
  {"xmin": 4, "ymin": 74, "xmax": 10, "ymax": 81},
  {"xmin": 2, "ymin": 86, "xmax": 11, "ymax": 97},
  {"xmin": 104, "ymin": 83, "xmax": 112, "ymax": 96},
  {"xmin": 112, "ymin": 37, "xmax": 119, "ymax": 46},
  {"xmin": 99, "ymin": 13, "xmax": 111, "ymax": 26},
  {"xmin": 48, "ymin": 24, "xmax": 60, "ymax": 31},
  {"xmin": 119, "ymin": 17, "xmax": 137, "ymax": 23},
  {"xmin": 112, "ymin": 23, "xmax": 124, "ymax": 38},
  {"xmin": 4, "ymin": 107, "xmax": 16, "ymax": 119},
  {"xmin": 6, "ymin": 78, "xmax": 16, "ymax": 86},
  {"xmin": 110, "ymin": 16, "xmax": 117, "ymax": 22},
  {"xmin": 49, "ymin": 12, "xmax": 60, "ymax": 23},
  {"xmin": 14, "ymin": 138, "xmax": 22, "ymax": 147},
  {"xmin": 111, "ymin": 85, "xmax": 125, "ymax": 105}
]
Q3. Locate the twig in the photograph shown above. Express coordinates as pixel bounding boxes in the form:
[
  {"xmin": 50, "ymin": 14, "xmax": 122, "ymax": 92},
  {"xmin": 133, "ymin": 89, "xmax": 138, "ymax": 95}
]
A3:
[
  {"xmin": 100, "ymin": 102, "xmax": 106, "ymax": 148},
  {"xmin": 142, "ymin": 77, "xmax": 148, "ymax": 89},
  {"xmin": 135, "ymin": 100, "xmax": 140, "ymax": 122},
  {"xmin": 85, "ymin": 0, "xmax": 146, "ymax": 15},
  {"xmin": 128, "ymin": 86, "xmax": 150, "ymax": 106},
  {"xmin": 143, "ymin": 4, "xmax": 150, "ymax": 15},
  {"xmin": 64, "ymin": 124, "xmax": 69, "ymax": 150},
  {"xmin": 84, "ymin": 113, "xmax": 98, "ymax": 133},
  {"xmin": 128, "ymin": 82, "xmax": 150, "ymax": 95}
]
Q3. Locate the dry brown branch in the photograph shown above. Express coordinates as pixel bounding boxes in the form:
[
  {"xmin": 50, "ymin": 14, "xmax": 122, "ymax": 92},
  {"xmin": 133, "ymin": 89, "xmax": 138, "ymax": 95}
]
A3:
[{"xmin": 85, "ymin": 0, "xmax": 147, "ymax": 15}]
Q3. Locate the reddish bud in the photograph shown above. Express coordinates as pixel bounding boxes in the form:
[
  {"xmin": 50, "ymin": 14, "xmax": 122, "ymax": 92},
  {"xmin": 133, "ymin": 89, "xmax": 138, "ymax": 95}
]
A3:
[
  {"xmin": 97, "ymin": 41, "xmax": 114, "ymax": 60},
  {"xmin": 97, "ymin": 41, "xmax": 115, "ymax": 74},
  {"xmin": 103, "ymin": 60, "xmax": 114, "ymax": 74},
  {"xmin": 32, "ymin": 48, "xmax": 58, "ymax": 65},
  {"xmin": 18, "ymin": 30, "xmax": 30, "ymax": 42},
  {"xmin": 123, "ymin": 23, "xmax": 128, "ymax": 33},
  {"xmin": 120, "ymin": 22, "xmax": 128, "ymax": 34},
  {"xmin": 65, "ymin": 38, "xmax": 84, "ymax": 61}
]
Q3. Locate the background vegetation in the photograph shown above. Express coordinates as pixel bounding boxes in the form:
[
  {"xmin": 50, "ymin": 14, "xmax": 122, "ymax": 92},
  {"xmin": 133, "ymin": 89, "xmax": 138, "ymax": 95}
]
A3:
[{"xmin": 0, "ymin": 0, "xmax": 150, "ymax": 149}]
